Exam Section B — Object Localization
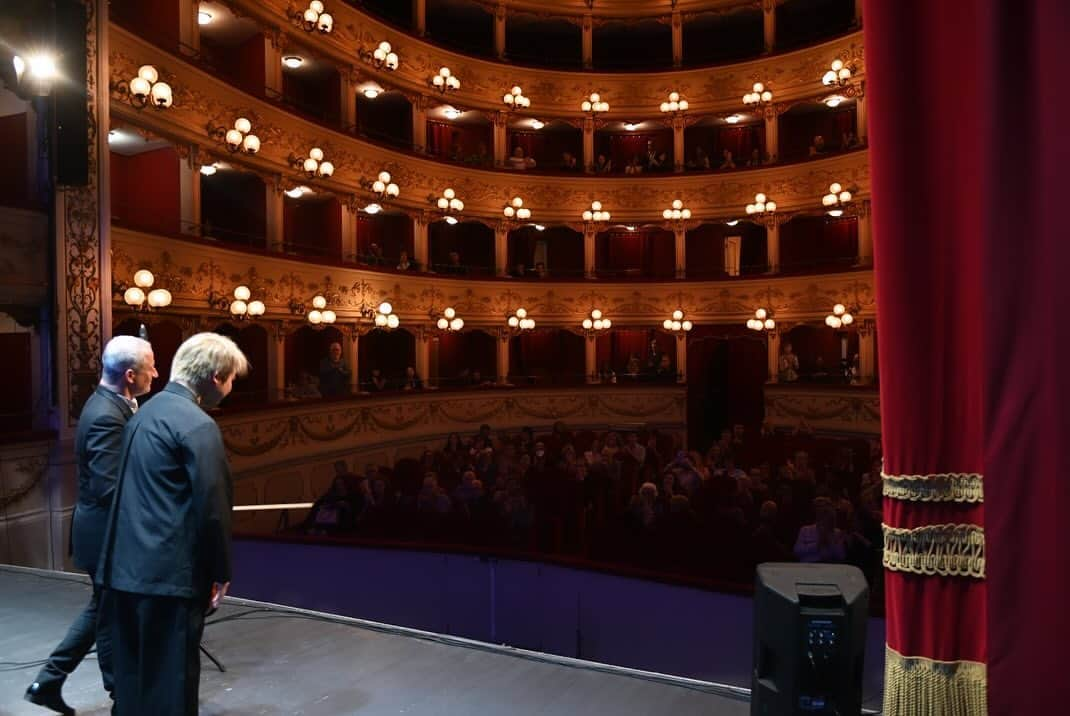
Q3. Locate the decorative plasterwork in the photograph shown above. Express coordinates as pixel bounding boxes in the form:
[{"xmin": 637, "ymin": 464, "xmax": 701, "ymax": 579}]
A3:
[
  {"xmin": 882, "ymin": 472, "xmax": 984, "ymax": 503},
  {"xmin": 112, "ymin": 226, "xmax": 876, "ymax": 327},
  {"xmin": 218, "ymin": 1, "xmax": 862, "ymax": 117},
  {"xmin": 882, "ymin": 523, "xmax": 986, "ymax": 579},
  {"xmin": 218, "ymin": 385, "xmax": 687, "ymax": 474},
  {"xmin": 471, "ymin": 0, "xmax": 762, "ymax": 20},
  {"xmin": 763, "ymin": 384, "xmax": 880, "ymax": 435}
]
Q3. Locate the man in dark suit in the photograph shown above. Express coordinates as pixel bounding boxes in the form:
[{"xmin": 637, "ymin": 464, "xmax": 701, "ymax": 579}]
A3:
[
  {"xmin": 25, "ymin": 336, "xmax": 156, "ymax": 715},
  {"xmin": 98, "ymin": 332, "xmax": 248, "ymax": 716}
]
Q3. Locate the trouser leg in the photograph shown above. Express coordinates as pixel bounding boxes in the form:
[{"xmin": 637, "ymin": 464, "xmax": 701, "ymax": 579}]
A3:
[{"xmin": 33, "ymin": 582, "xmax": 104, "ymax": 690}]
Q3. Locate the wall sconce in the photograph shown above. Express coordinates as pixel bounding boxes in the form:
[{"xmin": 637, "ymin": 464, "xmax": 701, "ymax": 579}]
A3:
[
  {"xmin": 117, "ymin": 65, "xmax": 173, "ymax": 109},
  {"xmin": 746, "ymin": 307, "xmax": 775, "ymax": 331},
  {"xmin": 210, "ymin": 117, "xmax": 260, "ymax": 154},
  {"xmin": 431, "ymin": 67, "xmax": 460, "ymax": 93},
  {"xmin": 662, "ymin": 199, "xmax": 692, "ymax": 224},
  {"xmin": 435, "ymin": 187, "xmax": 464, "ymax": 220},
  {"xmin": 307, "ymin": 294, "xmax": 337, "ymax": 325},
  {"xmin": 530, "ymin": 119, "xmax": 544, "ymax": 130},
  {"xmin": 503, "ymin": 85, "xmax": 530, "ymax": 110},
  {"xmin": 581, "ymin": 92, "xmax": 609, "ymax": 114},
  {"xmin": 745, "ymin": 192, "xmax": 776, "ymax": 217},
  {"xmin": 507, "ymin": 307, "xmax": 535, "ymax": 332},
  {"xmin": 119, "ymin": 269, "xmax": 172, "ymax": 311},
  {"xmin": 227, "ymin": 285, "xmax": 266, "ymax": 320},
  {"xmin": 582, "ymin": 309, "xmax": 611, "ymax": 336},
  {"xmin": 503, "ymin": 196, "xmax": 531, "ymax": 221},
  {"xmin": 199, "ymin": 163, "xmax": 219, "ymax": 176},
  {"xmin": 581, "ymin": 200, "xmax": 610, "ymax": 224},
  {"xmin": 362, "ymin": 40, "xmax": 399, "ymax": 71},
  {"xmin": 290, "ymin": 147, "xmax": 334, "ymax": 178},
  {"xmin": 822, "ymin": 182, "xmax": 854, "ymax": 216},
  {"xmin": 373, "ymin": 301, "xmax": 400, "ymax": 330},
  {"xmin": 822, "ymin": 58, "xmax": 854, "ymax": 88},
  {"xmin": 742, "ymin": 82, "xmax": 773, "ymax": 108},
  {"xmin": 664, "ymin": 310, "xmax": 694, "ymax": 333},
  {"xmin": 292, "ymin": 0, "xmax": 333, "ymax": 33},
  {"xmin": 659, "ymin": 91, "xmax": 688, "ymax": 114},
  {"xmin": 368, "ymin": 171, "xmax": 399, "ymax": 200},
  {"xmin": 435, "ymin": 306, "xmax": 464, "ymax": 332},
  {"xmin": 825, "ymin": 303, "xmax": 857, "ymax": 329}
]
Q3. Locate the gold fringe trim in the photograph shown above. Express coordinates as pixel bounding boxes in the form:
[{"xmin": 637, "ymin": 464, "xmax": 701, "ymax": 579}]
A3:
[
  {"xmin": 882, "ymin": 523, "xmax": 985, "ymax": 578},
  {"xmin": 882, "ymin": 471, "xmax": 984, "ymax": 503},
  {"xmin": 884, "ymin": 646, "xmax": 987, "ymax": 716}
]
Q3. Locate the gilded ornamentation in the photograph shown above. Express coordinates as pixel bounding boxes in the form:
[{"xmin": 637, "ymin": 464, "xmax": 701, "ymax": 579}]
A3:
[
  {"xmin": 763, "ymin": 385, "xmax": 880, "ymax": 435},
  {"xmin": 882, "ymin": 523, "xmax": 986, "ymax": 579}
]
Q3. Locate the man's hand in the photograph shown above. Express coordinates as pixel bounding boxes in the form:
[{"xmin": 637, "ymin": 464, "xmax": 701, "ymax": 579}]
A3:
[{"xmin": 209, "ymin": 581, "xmax": 230, "ymax": 611}]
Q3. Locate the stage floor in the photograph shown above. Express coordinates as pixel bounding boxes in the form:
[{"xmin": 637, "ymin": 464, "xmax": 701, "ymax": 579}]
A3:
[{"xmin": 1, "ymin": 567, "xmax": 752, "ymax": 715}]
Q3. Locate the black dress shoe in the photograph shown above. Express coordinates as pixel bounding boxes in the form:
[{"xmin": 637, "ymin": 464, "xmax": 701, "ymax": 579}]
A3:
[{"xmin": 24, "ymin": 681, "xmax": 75, "ymax": 715}]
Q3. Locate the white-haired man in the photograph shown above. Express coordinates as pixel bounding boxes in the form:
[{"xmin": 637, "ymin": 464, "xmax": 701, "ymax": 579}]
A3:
[
  {"xmin": 25, "ymin": 335, "xmax": 156, "ymax": 715},
  {"xmin": 97, "ymin": 332, "xmax": 248, "ymax": 716}
]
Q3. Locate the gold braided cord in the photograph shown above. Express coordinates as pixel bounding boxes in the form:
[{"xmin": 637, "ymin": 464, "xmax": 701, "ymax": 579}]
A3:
[
  {"xmin": 882, "ymin": 523, "xmax": 985, "ymax": 578},
  {"xmin": 882, "ymin": 471, "xmax": 984, "ymax": 503},
  {"xmin": 884, "ymin": 645, "xmax": 987, "ymax": 716}
]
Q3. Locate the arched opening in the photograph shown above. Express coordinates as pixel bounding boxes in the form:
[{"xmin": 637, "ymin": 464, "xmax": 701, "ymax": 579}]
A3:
[
  {"xmin": 595, "ymin": 226, "xmax": 676, "ymax": 279},
  {"xmin": 433, "ymin": 330, "xmax": 497, "ymax": 388},
  {"xmin": 200, "ymin": 167, "xmax": 266, "ymax": 248},
  {"xmin": 426, "ymin": 107, "xmax": 492, "ymax": 166},
  {"xmin": 779, "ymin": 215, "xmax": 858, "ymax": 273},
  {"xmin": 684, "ymin": 115, "xmax": 766, "ymax": 170},
  {"xmin": 356, "ymin": 90, "xmax": 413, "ymax": 149},
  {"xmin": 778, "ymin": 100, "xmax": 859, "ymax": 161},
  {"xmin": 284, "ymin": 324, "xmax": 345, "ymax": 396},
  {"xmin": 508, "ymin": 224, "xmax": 584, "ymax": 279},
  {"xmin": 783, "ymin": 323, "xmax": 859, "ymax": 383},
  {"xmin": 686, "ymin": 222, "xmax": 768, "ymax": 277},
  {"xmin": 357, "ymin": 211, "xmax": 414, "ymax": 268},
  {"xmin": 685, "ymin": 325, "xmax": 768, "ymax": 450},
  {"xmin": 509, "ymin": 329, "xmax": 585, "ymax": 385},
  {"xmin": 429, "ymin": 220, "xmax": 494, "ymax": 275},
  {"xmin": 594, "ymin": 122, "xmax": 674, "ymax": 174},
  {"xmin": 506, "ymin": 118, "xmax": 583, "ymax": 171},
  {"xmin": 594, "ymin": 328, "xmax": 676, "ymax": 381},
  {"xmin": 359, "ymin": 329, "xmax": 417, "ymax": 389},
  {"xmin": 212, "ymin": 321, "xmax": 270, "ymax": 405}
]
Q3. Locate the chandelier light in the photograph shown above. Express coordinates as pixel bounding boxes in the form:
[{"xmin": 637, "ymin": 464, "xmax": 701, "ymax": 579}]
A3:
[
  {"xmin": 431, "ymin": 66, "xmax": 460, "ymax": 93},
  {"xmin": 122, "ymin": 65, "xmax": 173, "ymax": 109},
  {"xmin": 435, "ymin": 187, "xmax": 464, "ymax": 217},
  {"xmin": 366, "ymin": 40, "xmax": 399, "ymax": 71},
  {"xmin": 530, "ymin": 119, "xmax": 545, "ymax": 130},
  {"xmin": 369, "ymin": 171, "xmax": 400, "ymax": 200},
  {"xmin": 659, "ymin": 91, "xmax": 688, "ymax": 114},
  {"xmin": 373, "ymin": 301, "xmax": 400, "ymax": 330},
  {"xmin": 291, "ymin": 147, "xmax": 334, "ymax": 178},
  {"xmin": 581, "ymin": 92, "xmax": 609, "ymax": 114},
  {"xmin": 746, "ymin": 307, "xmax": 775, "ymax": 331},
  {"xmin": 435, "ymin": 306, "xmax": 464, "ymax": 332},
  {"xmin": 199, "ymin": 163, "xmax": 218, "ymax": 176},
  {"xmin": 213, "ymin": 117, "xmax": 260, "ymax": 154},
  {"xmin": 745, "ymin": 192, "xmax": 776, "ymax": 217},
  {"xmin": 662, "ymin": 199, "xmax": 692, "ymax": 223},
  {"xmin": 507, "ymin": 307, "xmax": 535, "ymax": 331},
  {"xmin": 228, "ymin": 285, "xmax": 266, "ymax": 320},
  {"xmin": 307, "ymin": 294, "xmax": 337, "ymax": 325},
  {"xmin": 822, "ymin": 182, "xmax": 853, "ymax": 217},
  {"xmin": 824, "ymin": 95, "xmax": 846, "ymax": 108},
  {"xmin": 198, "ymin": 9, "xmax": 213, "ymax": 25},
  {"xmin": 822, "ymin": 58, "xmax": 853, "ymax": 87},
  {"xmin": 582, "ymin": 309, "xmax": 611, "ymax": 335},
  {"xmin": 503, "ymin": 85, "xmax": 530, "ymax": 110},
  {"xmin": 363, "ymin": 86, "xmax": 382, "ymax": 99},
  {"xmin": 664, "ymin": 309, "xmax": 694, "ymax": 333},
  {"xmin": 503, "ymin": 196, "xmax": 531, "ymax": 221},
  {"xmin": 121, "ymin": 269, "xmax": 172, "ymax": 311},
  {"xmin": 742, "ymin": 81, "xmax": 773, "ymax": 108},
  {"xmin": 825, "ymin": 303, "xmax": 856, "ymax": 329},
  {"xmin": 581, "ymin": 200, "xmax": 610, "ymax": 223},
  {"xmin": 293, "ymin": 0, "xmax": 333, "ymax": 33}
]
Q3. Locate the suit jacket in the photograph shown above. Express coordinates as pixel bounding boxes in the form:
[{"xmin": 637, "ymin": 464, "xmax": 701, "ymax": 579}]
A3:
[
  {"xmin": 72, "ymin": 385, "xmax": 134, "ymax": 572},
  {"xmin": 97, "ymin": 382, "xmax": 233, "ymax": 600}
]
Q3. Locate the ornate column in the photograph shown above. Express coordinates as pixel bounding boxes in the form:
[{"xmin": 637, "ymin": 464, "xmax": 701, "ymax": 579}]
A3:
[
  {"xmin": 413, "ymin": 212, "xmax": 430, "ymax": 271},
  {"xmin": 411, "ymin": 95, "xmax": 429, "ymax": 153},
  {"xmin": 496, "ymin": 330, "xmax": 511, "ymax": 384},
  {"xmin": 766, "ymin": 329, "xmax": 780, "ymax": 383},
  {"xmin": 674, "ymin": 227, "xmax": 686, "ymax": 279},
  {"xmin": 492, "ymin": 111, "xmax": 508, "ymax": 168},
  {"xmin": 583, "ymin": 226, "xmax": 596, "ymax": 278},
  {"xmin": 675, "ymin": 333, "xmax": 688, "ymax": 383},
  {"xmin": 341, "ymin": 199, "xmax": 360, "ymax": 263},
  {"xmin": 764, "ymin": 216, "xmax": 781, "ymax": 273},
  {"xmin": 178, "ymin": 149, "xmax": 201, "ymax": 235},
  {"xmin": 671, "ymin": 11, "xmax": 683, "ymax": 68},
  {"xmin": 266, "ymin": 178, "xmax": 285, "ymax": 252},
  {"xmin": 267, "ymin": 321, "xmax": 287, "ymax": 400},
  {"xmin": 340, "ymin": 67, "xmax": 358, "ymax": 131},
  {"xmin": 495, "ymin": 223, "xmax": 509, "ymax": 276},
  {"xmin": 856, "ymin": 199, "xmax": 873, "ymax": 267},
  {"xmin": 672, "ymin": 115, "xmax": 686, "ymax": 173},
  {"xmin": 264, "ymin": 31, "xmax": 284, "ymax": 98},
  {"xmin": 762, "ymin": 0, "xmax": 776, "ymax": 53},
  {"xmin": 494, "ymin": 2, "xmax": 507, "ymax": 60},
  {"xmin": 585, "ymin": 336, "xmax": 597, "ymax": 383},
  {"xmin": 415, "ymin": 328, "xmax": 431, "ymax": 382},
  {"xmin": 855, "ymin": 83, "xmax": 868, "ymax": 145},
  {"xmin": 582, "ymin": 14, "xmax": 593, "ymax": 69},
  {"xmin": 763, "ymin": 105, "xmax": 780, "ymax": 163},
  {"xmin": 858, "ymin": 319, "xmax": 876, "ymax": 384},
  {"xmin": 582, "ymin": 116, "xmax": 595, "ymax": 173},
  {"xmin": 414, "ymin": 0, "xmax": 427, "ymax": 35},
  {"xmin": 179, "ymin": 0, "xmax": 200, "ymax": 55}
]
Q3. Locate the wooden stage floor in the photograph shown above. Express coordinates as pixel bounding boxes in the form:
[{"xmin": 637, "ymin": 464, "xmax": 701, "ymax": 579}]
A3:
[{"xmin": 1, "ymin": 567, "xmax": 752, "ymax": 715}]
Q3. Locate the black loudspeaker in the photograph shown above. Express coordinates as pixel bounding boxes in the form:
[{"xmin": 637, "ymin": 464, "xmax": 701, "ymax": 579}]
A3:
[
  {"xmin": 54, "ymin": 0, "xmax": 89, "ymax": 186},
  {"xmin": 751, "ymin": 563, "xmax": 868, "ymax": 716}
]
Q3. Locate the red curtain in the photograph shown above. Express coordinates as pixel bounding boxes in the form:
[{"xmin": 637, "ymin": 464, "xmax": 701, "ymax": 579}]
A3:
[
  {"xmin": 358, "ymin": 329, "xmax": 416, "ymax": 383},
  {"xmin": 429, "ymin": 221, "xmax": 494, "ymax": 273},
  {"xmin": 783, "ymin": 325, "xmax": 858, "ymax": 378},
  {"xmin": 595, "ymin": 131, "xmax": 673, "ymax": 170},
  {"xmin": 778, "ymin": 106, "xmax": 857, "ymax": 160},
  {"xmin": 284, "ymin": 196, "xmax": 341, "ymax": 259},
  {"xmin": 435, "ymin": 331, "xmax": 496, "ymax": 385},
  {"xmin": 779, "ymin": 215, "xmax": 858, "ymax": 272},
  {"xmin": 863, "ymin": 1, "xmax": 1070, "ymax": 712},
  {"xmin": 110, "ymin": 148, "xmax": 181, "ymax": 236},
  {"xmin": 509, "ymin": 330, "xmax": 585, "ymax": 384},
  {"xmin": 426, "ymin": 121, "xmax": 492, "ymax": 161},
  {"xmin": 716, "ymin": 125, "xmax": 766, "ymax": 163},
  {"xmin": 595, "ymin": 229, "xmax": 675, "ymax": 278},
  {"xmin": 685, "ymin": 326, "xmax": 768, "ymax": 448}
]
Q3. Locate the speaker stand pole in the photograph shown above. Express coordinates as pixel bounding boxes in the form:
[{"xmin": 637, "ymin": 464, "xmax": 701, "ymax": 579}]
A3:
[{"xmin": 199, "ymin": 643, "xmax": 226, "ymax": 673}]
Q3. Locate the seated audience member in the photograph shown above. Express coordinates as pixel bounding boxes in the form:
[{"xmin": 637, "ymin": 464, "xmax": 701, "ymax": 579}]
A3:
[
  {"xmin": 444, "ymin": 250, "xmax": 466, "ymax": 275},
  {"xmin": 809, "ymin": 135, "xmax": 827, "ymax": 156},
  {"xmin": 794, "ymin": 497, "xmax": 847, "ymax": 563},
  {"xmin": 319, "ymin": 342, "xmax": 351, "ymax": 397},
  {"xmin": 511, "ymin": 262, "xmax": 529, "ymax": 278},
  {"xmin": 561, "ymin": 151, "xmax": 578, "ymax": 171},
  {"xmin": 364, "ymin": 242, "xmax": 385, "ymax": 265},
  {"xmin": 842, "ymin": 131, "xmax": 859, "ymax": 150},
  {"xmin": 401, "ymin": 366, "xmax": 423, "ymax": 391},
  {"xmin": 746, "ymin": 148, "xmax": 764, "ymax": 167},
  {"xmin": 467, "ymin": 142, "xmax": 491, "ymax": 166},
  {"xmin": 778, "ymin": 342, "xmax": 800, "ymax": 382},
  {"xmin": 623, "ymin": 432, "xmax": 646, "ymax": 465},
  {"xmin": 288, "ymin": 371, "xmax": 321, "ymax": 400},
  {"xmin": 625, "ymin": 353, "xmax": 642, "ymax": 377},
  {"xmin": 366, "ymin": 368, "xmax": 388, "ymax": 392},
  {"xmin": 306, "ymin": 477, "xmax": 357, "ymax": 535},
  {"xmin": 688, "ymin": 146, "xmax": 711, "ymax": 170},
  {"xmin": 719, "ymin": 149, "xmax": 736, "ymax": 169},
  {"xmin": 397, "ymin": 250, "xmax": 416, "ymax": 271},
  {"xmin": 624, "ymin": 155, "xmax": 644, "ymax": 175},
  {"xmin": 417, "ymin": 473, "xmax": 452, "ymax": 514},
  {"xmin": 751, "ymin": 501, "xmax": 794, "ymax": 564},
  {"xmin": 655, "ymin": 354, "xmax": 676, "ymax": 382},
  {"xmin": 627, "ymin": 482, "xmax": 662, "ymax": 533},
  {"xmin": 594, "ymin": 154, "xmax": 613, "ymax": 174},
  {"xmin": 534, "ymin": 262, "xmax": 548, "ymax": 278},
  {"xmin": 507, "ymin": 146, "xmax": 536, "ymax": 170},
  {"xmin": 644, "ymin": 141, "xmax": 663, "ymax": 172}
]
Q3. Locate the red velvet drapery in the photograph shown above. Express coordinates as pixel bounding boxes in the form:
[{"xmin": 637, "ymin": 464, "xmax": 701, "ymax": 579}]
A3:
[
  {"xmin": 595, "ymin": 131, "xmax": 673, "ymax": 170},
  {"xmin": 779, "ymin": 215, "xmax": 858, "ymax": 272},
  {"xmin": 865, "ymin": 1, "xmax": 1070, "ymax": 713},
  {"xmin": 595, "ymin": 228, "xmax": 675, "ymax": 278},
  {"xmin": 509, "ymin": 330, "xmax": 585, "ymax": 384},
  {"xmin": 435, "ymin": 331, "xmax": 497, "ymax": 384},
  {"xmin": 357, "ymin": 213, "xmax": 413, "ymax": 263}
]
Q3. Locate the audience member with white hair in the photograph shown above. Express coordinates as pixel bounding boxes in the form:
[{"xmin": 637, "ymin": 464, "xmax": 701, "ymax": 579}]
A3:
[{"xmin": 97, "ymin": 332, "xmax": 248, "ymax": 715}]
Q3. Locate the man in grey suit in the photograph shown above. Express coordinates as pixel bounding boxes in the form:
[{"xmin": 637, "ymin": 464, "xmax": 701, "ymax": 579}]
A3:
[
  {"xmin": 97, "ymin": 332, "xmax": 248, "ymax": 716},
  {"xmin": 25, "ymin": 335, "xmax": 156, "ymax": 715}
]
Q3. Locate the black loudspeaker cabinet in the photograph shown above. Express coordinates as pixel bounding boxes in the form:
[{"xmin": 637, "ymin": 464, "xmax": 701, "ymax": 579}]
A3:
[
  {"xmin": 54, "ymin": 0, "xmax": 89, "ymax": 186},
  {"xmin": 751, "ymin": 563, "xmax": 868, "ymax": 716}
]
